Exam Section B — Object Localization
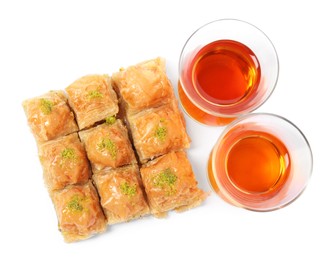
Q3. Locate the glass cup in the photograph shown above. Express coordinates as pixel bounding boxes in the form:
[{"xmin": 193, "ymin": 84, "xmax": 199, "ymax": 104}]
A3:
[
  {"xmin": 207, "ymin": 113, "xmax": 313, "ymax": 211},
  {"xmin": 178, "ymin": 19, "xmax": 279, "ymax": 126}
]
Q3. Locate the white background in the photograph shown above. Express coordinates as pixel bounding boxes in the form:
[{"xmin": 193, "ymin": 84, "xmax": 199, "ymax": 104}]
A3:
[{"xmin": 1, "ymin": 0, "xmax": 334, "ymax": 259}]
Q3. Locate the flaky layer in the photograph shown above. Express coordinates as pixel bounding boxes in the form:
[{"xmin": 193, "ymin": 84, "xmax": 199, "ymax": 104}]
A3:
[
  {"xmin": 140, "ymin": 151, "xmax": 207, "ymax": 217},
  {"xmin": 51, "ymin": 181, "xmax": 107, "ymax": 243},
  {"xmin": 79, "ymin": 119, "xmax": 136, "ymax": 171},
  {"xmin": 112, "ymin": 57, "xmax": 174, "ymax": 115},
  {"xmin": 38, "ymin": 133, "xmax": 91, "ymax": 191},
  {"xmin": 22, "ymin": 90, "xmax": 78, "ymax": 142},
  {"xmin": 93, "ymin": 165, "xmax": 150, "ymax": 224},
  {"xmin": 128, "ymin": 100, "xmax": 191, "ymax": 163},
  {"xmin": 66, "ymin": 74, "xmax": 118, "ymax": 130}
]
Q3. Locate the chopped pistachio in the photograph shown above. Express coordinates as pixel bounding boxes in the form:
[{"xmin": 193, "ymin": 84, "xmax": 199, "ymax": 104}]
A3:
[
  {"xmin": 105, "ymin": 116, "xmax": 116, "ymax": 125},
  {"xmin": 66, "ymin": 195, "xmax": 84, "ymax": 212},
  {"xmin": 153, "ymin": 168, "xmax": 177, "ymax": 195},
  {"xmin": 61, "ymin": 148, "xmax": 76, "ymax": 160},
  {"xmin": 155, "ymin": 126, "xmax": 167, "ymax": 141},
  {"xmin": 88, "ymin": 89, "xmax": 103, "ymax": 99},
  {"xmin": 120, "ymin": 182, "xmax": 137, "ymax": 197},
  {"xmin": 40, "ymin": 98, "xmax": 53, "ymax": 115},
  {"xmin": 60, "ymin": 148, "xmax": 76, "ymax": 168},
  {"xmin": 98, "ymin": 138, "xmax": 117, "ymax": 159}
]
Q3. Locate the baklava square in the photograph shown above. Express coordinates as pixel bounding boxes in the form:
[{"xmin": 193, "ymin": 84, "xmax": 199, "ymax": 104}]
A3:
[
  {"xmin": 140, "ymin": 151, "xmax": 207, "ymax": 217},
  {"xmin": 79, "ymin": 119, "xmax": 136, "ymax": 171},
  {"xmin": 93, "ymin": 165, "xmax": 150, "ymax": 224},
  {"xmin": 38, "ymin": 133, "xmax": 91, "ymax": 191},
  {"xmin": 65, "ymin": 74, "xmax": 119, "ymax": 130},
  {"xmin": 51, "ymin": 181, "xmax": 107, "ymax": 243},
  {"xmin": 22, "ymin": 91, "xmax": 78, "ymax": 142},
  {"xmin": 112, "ymin": 57, "xmax": 174, "ymax": 115},
  {"xmin": 128, "ymin": 101, "xmax": 190, "ymax": 163}
]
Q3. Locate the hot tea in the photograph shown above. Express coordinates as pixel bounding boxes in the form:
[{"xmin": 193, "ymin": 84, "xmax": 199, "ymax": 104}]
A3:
[
  {"xmin": 208, "ymin": 129, "xmax": 291, "ymax": 205},
  {"xmin": 178, "ymin": 19, "xmax": 279, "ymax": 126},
  {"xmin": 207, "ymin": 113, "xmax": 313, "ymax": 211}
]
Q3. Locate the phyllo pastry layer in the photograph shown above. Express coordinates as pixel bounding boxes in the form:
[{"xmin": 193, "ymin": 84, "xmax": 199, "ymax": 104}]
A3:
[
  {"xmin": 128, "ymin": 101, "xmax": 190, "ymax": 163},
  {"xmin": 112, "ymin": 57, "xmax": 174, "ymax": 115},
  {"xmin": 93, "ymin": 164, "xmax": 150, "ymax": 224},
  {"xmin": 140, "ymin": 151, "xmax": 207, "ymax": 217},
  {"xmin": 51, "ymin": 181, "xmax": 107, "ymax": 243},
  {"xmin": 38, "ymin": 133, "xmax": 91, "ymax": 191},
  {"xmin": 79, "ymin": 119, "xmax": 136, "ymax": 171},
  {"xmin": 66, "ymin": 74, "xmax": 119, "ymax": 130},
  {"xmin": 22, "ymin": 90, "xmax": 78, "ymax": 142}
]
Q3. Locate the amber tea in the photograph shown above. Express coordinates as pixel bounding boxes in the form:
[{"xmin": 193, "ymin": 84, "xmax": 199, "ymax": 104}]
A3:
[
  {"xmin": 208, "ymin": 129, "xmax": 291, "ymax": 204},
  {"xmin": 226, "ymin": 133, "xmax": 289, "ymax": 194},
  {"xmin": 179, "ymin": 40, "xmax": 260, "ymax": 125},
  {"xmin": 178, "ymin": 19, "xmax": 279, "ymax": 126},
  {"xmin": 208, "ymin": 113, "xmax": 313, "ymax": 211}
]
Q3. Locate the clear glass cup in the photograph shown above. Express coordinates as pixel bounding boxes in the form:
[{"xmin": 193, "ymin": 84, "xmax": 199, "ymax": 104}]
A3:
[
  {"xmin": 208, "ymin": 113, "xmax": 313, "ymax": 211},
  {"xmin": 178, "ymin": 19, "xmax": 279, "ymax": 126}
]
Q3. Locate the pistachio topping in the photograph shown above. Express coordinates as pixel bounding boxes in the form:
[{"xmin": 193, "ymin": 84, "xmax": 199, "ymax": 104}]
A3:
[
  {"xmin": 61, "ymin": 148, "xmax": 76, "ymax": 160},
  {"xmin": 153, "ymin": 168, "xmax": 177, "ymax": 195},
  {"xmin": 40, "ymin": 98, "xmax": 53, "ymax": 115},
  {"xmin": 98, "ymin": 138, "xmax": 117, "ymax": 158},
  {"xmin": 88, "ymin": 89, "xmax": 103, "ymax": 99},
  {"xmin": 155, "ymin": 126, "xmax": 167, "ymax": 141},
  {"xmin": 66, "ymin": 195, "xmax": 84, "ymax": 212},
  {"xmin": 120, "ymin": 182, "xmax": 137, "ymax": 197},
  {"xmin": 105, "ymin": 116, "xmax": 116, "ymax": 125}
]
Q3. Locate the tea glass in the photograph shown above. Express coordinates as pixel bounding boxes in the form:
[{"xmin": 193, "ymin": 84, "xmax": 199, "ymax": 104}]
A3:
[
  {"xmin": 178, "ymin": 19, "xmax": 279, "ymax": 126},
  {"xmin": 208, "ymin": 113, "xmax": 313, "ymax": 211}
]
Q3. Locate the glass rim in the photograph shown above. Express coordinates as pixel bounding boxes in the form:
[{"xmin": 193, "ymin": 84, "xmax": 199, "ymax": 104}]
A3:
[{"xmin": 178, "ymin": 18, "xmax": 280, "ymax": 118}]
